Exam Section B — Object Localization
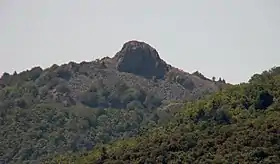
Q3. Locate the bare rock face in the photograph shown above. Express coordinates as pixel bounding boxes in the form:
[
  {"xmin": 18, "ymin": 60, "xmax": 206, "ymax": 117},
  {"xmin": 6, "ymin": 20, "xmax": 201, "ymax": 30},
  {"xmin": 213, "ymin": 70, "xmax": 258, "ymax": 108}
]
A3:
[{"xmin": 114, "ymin": 40, "xmax": 170, "ymax": 79}]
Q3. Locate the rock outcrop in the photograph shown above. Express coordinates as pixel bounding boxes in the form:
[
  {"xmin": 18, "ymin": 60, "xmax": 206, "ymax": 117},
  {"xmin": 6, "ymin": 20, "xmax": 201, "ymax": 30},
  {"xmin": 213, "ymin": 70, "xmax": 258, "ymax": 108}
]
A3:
[{"xmin": 114, "ymin": 40, "xmax": 170, "ymax": 79}]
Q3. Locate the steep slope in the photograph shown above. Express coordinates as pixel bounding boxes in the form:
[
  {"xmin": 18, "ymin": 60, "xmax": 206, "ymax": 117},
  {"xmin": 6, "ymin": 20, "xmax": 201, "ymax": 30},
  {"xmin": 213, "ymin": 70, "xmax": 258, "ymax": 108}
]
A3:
[
  {"xmin": 0, "ymin": 41, "xmax": 223, "ymax": 163},
  {"xmin": 52, "ymin": 66, "xmax": 280, "ymax": 164}
]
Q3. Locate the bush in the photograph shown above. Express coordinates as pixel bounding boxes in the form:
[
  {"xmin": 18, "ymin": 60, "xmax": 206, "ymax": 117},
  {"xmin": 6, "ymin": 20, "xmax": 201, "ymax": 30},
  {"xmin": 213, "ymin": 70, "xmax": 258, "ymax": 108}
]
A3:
[
  {"xmin": 255, "ymin": 91, "xmax": 274, "ymax": 110},
  {"xmin": 56, "ymin": 84, "xmax": 71, "ymax": 94}
]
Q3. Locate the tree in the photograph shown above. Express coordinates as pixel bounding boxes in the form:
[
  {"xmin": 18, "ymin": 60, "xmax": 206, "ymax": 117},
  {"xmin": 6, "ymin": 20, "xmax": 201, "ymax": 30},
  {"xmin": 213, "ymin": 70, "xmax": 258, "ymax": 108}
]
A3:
[
  {"xmin": 212, "ymin": 76, "xmax": 216, "ymax": 82},
  {"xmin": 254, "ymin": 91, "xmax": 274, "ymax": 110}
]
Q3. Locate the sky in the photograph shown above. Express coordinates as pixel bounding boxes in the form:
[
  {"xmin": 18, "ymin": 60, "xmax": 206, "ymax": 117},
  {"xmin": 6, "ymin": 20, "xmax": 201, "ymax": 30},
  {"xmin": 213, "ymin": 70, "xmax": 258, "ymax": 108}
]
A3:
[{"xmin": 1, "ymin": 0, "xmax": 280, "ymax": 84}]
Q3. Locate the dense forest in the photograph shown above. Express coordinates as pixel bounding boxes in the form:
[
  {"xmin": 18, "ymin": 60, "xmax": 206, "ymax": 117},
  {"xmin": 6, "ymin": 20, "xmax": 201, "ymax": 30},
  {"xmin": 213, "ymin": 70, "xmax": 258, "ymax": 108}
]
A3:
[
  {"xmin": 0, "ymin": 72, "xmax": 174, "ymax": 163},
  {"xmin": 49, "ymin": 67, "xmax": 280, "ymax": 164}
]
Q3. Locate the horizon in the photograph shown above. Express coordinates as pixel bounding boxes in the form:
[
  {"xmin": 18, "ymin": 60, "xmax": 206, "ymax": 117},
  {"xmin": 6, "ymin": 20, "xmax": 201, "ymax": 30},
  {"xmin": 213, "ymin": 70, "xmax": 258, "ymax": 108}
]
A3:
[{"xmin": 1, "ymin": 0, "xmax": 280, "ymax": 84}]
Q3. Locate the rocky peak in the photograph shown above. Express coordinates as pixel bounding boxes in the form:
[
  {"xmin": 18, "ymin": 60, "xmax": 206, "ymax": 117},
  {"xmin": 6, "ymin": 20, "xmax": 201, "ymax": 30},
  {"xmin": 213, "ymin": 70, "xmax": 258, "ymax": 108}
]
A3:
[{"xmin": 113, "ymin": 40, "xmax": 170, "ymax": 79}]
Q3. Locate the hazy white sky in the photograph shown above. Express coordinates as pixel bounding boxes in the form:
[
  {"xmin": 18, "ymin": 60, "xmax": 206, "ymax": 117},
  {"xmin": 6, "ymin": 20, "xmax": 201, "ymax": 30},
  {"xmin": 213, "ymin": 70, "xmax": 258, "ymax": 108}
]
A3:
[{"xmin": 1, "ymin": 0, "xmax": 280, "ymax": 84}]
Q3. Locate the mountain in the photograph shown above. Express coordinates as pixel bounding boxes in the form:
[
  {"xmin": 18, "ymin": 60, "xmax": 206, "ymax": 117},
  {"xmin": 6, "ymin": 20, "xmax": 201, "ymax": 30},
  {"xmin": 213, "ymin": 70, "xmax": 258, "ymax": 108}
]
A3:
[
  {"xmin": 0, "ymin": 41, "xmax": 224, "ymax": 163},
  {"xmin": 51, "ymin": 66, "xmax": 280, "ymax": 164}
]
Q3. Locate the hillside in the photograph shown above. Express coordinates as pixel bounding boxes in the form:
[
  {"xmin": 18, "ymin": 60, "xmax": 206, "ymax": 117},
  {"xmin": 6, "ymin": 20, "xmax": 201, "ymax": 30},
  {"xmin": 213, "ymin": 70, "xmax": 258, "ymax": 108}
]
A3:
[
  {"xmin": 50, "ymin": 67, "xmax": 280, "ymax": 164},
  {"xmin": 0, "ymin": 41, "xmax": 224, "ymax": 163}
]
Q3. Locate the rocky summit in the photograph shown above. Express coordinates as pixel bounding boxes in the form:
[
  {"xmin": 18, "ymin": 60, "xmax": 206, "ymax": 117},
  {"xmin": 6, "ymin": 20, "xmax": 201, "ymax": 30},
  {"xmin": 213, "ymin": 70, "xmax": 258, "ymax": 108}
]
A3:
[{"xmin": 114, "ymin": 40, "xmax": 170, "ymax": 79}]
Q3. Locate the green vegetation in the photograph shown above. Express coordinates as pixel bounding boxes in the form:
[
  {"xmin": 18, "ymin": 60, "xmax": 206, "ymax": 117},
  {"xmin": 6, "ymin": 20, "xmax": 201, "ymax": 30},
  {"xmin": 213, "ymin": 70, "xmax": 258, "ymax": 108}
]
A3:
[
  {"xmin": 49, "ymin": 67, "xmax": 280, "ymax": 164},
  {"xmin": 1, "ymin": 58, "xmax": 280, "ymax": 164},
  {"xmin": 0, "ymin": 66, "xmax": 176, "ymax": 164}
]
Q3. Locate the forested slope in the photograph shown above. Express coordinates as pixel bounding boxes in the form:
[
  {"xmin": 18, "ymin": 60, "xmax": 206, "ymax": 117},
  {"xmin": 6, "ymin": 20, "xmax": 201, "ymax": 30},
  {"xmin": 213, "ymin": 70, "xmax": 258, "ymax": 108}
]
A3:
[
  {"xmin": 0, "ymin": 41, "xmax": 224, "ymax": 164},
  {"xmin": 51, "ymin": 67, "xmax": 280, "ymax": 164}
]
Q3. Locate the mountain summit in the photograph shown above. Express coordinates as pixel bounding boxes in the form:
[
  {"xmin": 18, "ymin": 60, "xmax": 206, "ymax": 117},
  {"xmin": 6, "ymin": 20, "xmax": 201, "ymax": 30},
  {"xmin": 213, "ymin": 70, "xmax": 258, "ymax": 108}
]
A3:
[{"xmin": 114, "ymin": 40, "xmax": 170, "ymax": 79}]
